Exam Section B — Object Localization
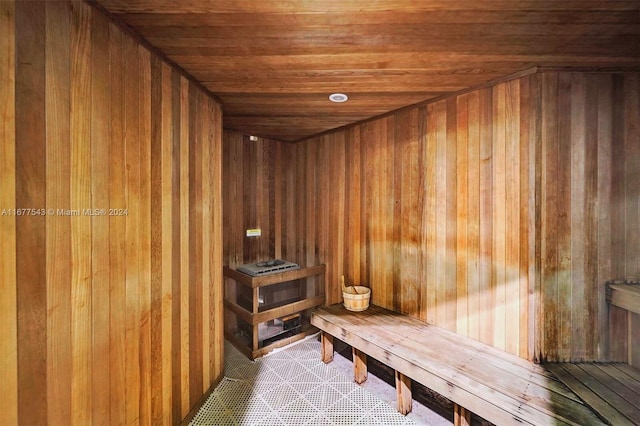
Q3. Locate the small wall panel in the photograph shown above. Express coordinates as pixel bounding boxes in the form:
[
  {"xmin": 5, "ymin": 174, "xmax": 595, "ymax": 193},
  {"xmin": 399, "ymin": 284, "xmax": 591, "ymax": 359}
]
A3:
[{"xmin": 1, "ymin": 1, "xmax": 224, "ymax": 424}]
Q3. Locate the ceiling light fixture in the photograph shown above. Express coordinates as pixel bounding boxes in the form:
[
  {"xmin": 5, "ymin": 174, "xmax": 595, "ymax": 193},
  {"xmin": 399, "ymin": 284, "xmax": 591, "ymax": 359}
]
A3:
[{"xmin": 329, "ymin": 93, "xmax": 348, "ymax": 103}]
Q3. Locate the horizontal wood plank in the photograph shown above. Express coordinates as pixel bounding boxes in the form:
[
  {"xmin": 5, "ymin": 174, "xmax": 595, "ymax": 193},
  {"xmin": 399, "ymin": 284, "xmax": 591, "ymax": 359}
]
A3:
[{"xmin": 607, "ymin": 283, "xmax": 640, "ymax": 315}]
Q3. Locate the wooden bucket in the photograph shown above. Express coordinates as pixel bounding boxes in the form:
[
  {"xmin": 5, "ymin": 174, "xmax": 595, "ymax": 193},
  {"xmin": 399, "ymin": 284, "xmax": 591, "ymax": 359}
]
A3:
[{"xmin": 341, "ymin": 276, "xmax": 370, "ymax": 312}]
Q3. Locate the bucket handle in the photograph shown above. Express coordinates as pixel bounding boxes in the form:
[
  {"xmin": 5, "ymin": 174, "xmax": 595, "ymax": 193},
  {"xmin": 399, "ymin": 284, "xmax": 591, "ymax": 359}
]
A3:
[{"xmin": 340, "ymin": 275, "xmax": 359, "ymax": 294}]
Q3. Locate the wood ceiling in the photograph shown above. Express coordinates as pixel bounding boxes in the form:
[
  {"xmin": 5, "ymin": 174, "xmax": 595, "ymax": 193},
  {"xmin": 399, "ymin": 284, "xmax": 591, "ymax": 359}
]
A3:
[{"xmin": 93, "ymin": 0, "xmax": 639, "ymax": 142}]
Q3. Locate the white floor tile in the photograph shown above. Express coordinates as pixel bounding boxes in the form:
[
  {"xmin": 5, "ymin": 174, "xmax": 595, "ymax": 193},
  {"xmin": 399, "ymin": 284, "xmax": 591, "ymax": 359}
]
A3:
[{"xmin": 190, "ymin": 336, "xmax": 449, "ymax": 425}]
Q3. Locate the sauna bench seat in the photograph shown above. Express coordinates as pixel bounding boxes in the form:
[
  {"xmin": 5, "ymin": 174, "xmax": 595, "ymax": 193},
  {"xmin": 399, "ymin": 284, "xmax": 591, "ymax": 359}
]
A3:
[
  {"xmin": 607, "ymin": 281, "xmax": 640, "ymax": 315},
  {"xmin": 311, "ymin": 303, "xmax": 605, "ymax": 426}
]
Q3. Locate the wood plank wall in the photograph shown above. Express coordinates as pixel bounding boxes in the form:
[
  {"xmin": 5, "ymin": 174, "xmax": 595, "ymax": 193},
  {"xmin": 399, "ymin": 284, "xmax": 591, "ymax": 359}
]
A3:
[
  {"xmin": 223, "ymin": 70, "xmax": 639, "ymax": 364},
  {"xmin": 0, "ymin": 1, "xmax": 224, "ymax": 425},
  {"xmin": 222, "ymin": 131, "xmax": 283, "ymax": 267},
  {"xmin": 282, "ymin": 75, "xmax": 538, "ymax": 361},
  {"xmin": 539, "ymin": 72, "xmax": 639, "ymax": 363}
]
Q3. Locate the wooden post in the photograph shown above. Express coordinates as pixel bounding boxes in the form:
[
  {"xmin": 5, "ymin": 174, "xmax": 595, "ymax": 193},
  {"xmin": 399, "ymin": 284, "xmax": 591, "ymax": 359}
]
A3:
[
  {"xmin": 352, "ymin": 347, "xmax": 367, "ymax": 384},
  {"xmin": 321, "ymin": 332, "xmax": 334, "ymax": 363},
  {"xmin": 395, "ymin": 371, "xmax": 412, "ymax": 415},
  {"xmin": 454, "ymin": 403, "xmax": 471, "ymax": 426}
]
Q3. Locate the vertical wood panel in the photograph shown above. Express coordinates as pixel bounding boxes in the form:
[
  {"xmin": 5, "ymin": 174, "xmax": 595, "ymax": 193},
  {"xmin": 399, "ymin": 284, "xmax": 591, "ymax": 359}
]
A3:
[
  {"xmin": 540, "ymin": 72, "xmax": 559, "ymax": 361},
  {"xmin": 583, "ymin": 76, "xmax": 598, "ymax": 360},
  {"xmin": 179, "ymin": 76, "xmax": 191, "ymax": 417},
  {"xmin": 417, "ymin": 106, "xmax": 428, "ymax": 323},
  {"xmin": 466, "ymin": 92, "xmax": 480, "ymax": 341},
  {"xmin": 0, "ymin": 0, "xmax": 17, "ymax": 420},
  {"xmin": 529, "ymin": 74, "xmax": 541, "ymax": 362},
  {"xmin": 15, "ymin": 1, "xmax": 47, "ymax": 424},
  {"xmin": 320, "ymin": 136, "xmax": 333, "ymax": 295},
  {"xmin": 492, "ymin": 82, "xmax": 506, "ymax": 351},
  {"xmin": 434, "ymin": 100, "xmax": 448, "ymax": 328},
  {"xmin": 400, "ymin": 109, "xmax": 420, "ymax": 317},
  {"xmin": 296, "ymin": 142, "xmax": 305, "ymax": 268},
  {"xmin": 345, "ymin": 127, "xmax": 361, "ymax": 286},
  {"xmin": 108, "ymin": 21, "xmax": 126, "ymax": 426},
  {"xmin": 189, "ymin": 84, "xmax": 204, "ymax": 405},
  {"xmin": 200, "ymin": 90, "xmax": 211, "ymax": 394},
  {"xmin": 556, "ymin": 73, "xmax": 572, "ymax": 361},
  {"xmin": 123, "ymin": 33, "xmax": 141, "ymax": 426},
  {"xmin": 505, "ymin": 79, "xmax": 520, "ymax": 356},
  {"xmin": 305, "ymin": 137, "xmax": 317, "ymax": 283},
  {"xmin": 45, "ymin": 2, "xmax": 71, "ymax": 425},
  {"xmin": 284, "ymin": 139, "xmax": 297, "ymax": 262},
  {"xmin": 569, "ymin": 74, "xmax": 587, "ymax": 360},
  {"xmin": 595, "ymin": 74, "xmax": 612, "ymax": 361},
  {"xmin": 456, "ymin": 94, "xmax": 469, "ymax": 336},
  {"xmin": 392, "ymin": 114, "xmax": 403, "ymax": 312},
  {"xmin": 273, "ymin": 141, "xmax": 283, "ymax": 260},
  {"xmin": 478, "ymin": 87, "xmax": 493, "ymax": 347},
  {"xmin": 170, "ymin": 68, "xmax": 182, "ymax": 426},
  {"xmin": 335, "ymin": 132, "xmax": 347, "ymax": 303},
  {"xmin": 138, "ymin": 46, "xmax": 152, "ymax": 426},
  {"xmin": 90, "ymin": 10, "xmax": 111, "ymax": 425},
  {"xmin": 211, "ymin": 100, "xmax": 224, "ymax": 382},
  {"xmin": 150, "ymin": 53, "xmax": 163, "ymax": 426},
  {"xmin": 70, "ymin": 2, "xmax": 92, "ymax": 424},
  {"xmin": 161, "ymin": 61, "xmax": 174, "ymax": 424},
  {"xmin": 519, "ymin": 75, "xmax": 534, "ymax": 360},
  {"xmin": 445, "ymin": 99, "xmax": 457, "ymax": 332},
  {"xmin": 425, "ymin": 103, "xmax": 437, "ymax": 326}
]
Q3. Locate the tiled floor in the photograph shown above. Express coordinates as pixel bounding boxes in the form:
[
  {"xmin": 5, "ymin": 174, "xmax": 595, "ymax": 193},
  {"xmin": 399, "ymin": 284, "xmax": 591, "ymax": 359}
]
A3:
[{"xmin": 190, "ymin": 335, "xmax": 451, "ymax": 425}]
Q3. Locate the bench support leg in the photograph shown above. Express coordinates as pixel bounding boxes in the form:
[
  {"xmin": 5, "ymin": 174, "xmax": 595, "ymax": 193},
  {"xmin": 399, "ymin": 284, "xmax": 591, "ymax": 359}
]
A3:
[
  {"xmin": 321, "ymin": 332, "xmax": 333, "ymax": 363},
  {"xmin": 454, "ymin": 404, "xmax": 471, "ymax": 426},
  {"xmin": 395, "ymin": 371, "xmax": 412, "ymax": 415},
  {"xmin": 352, "ymin": 347, "xmax": 367, "ymax": 384}
]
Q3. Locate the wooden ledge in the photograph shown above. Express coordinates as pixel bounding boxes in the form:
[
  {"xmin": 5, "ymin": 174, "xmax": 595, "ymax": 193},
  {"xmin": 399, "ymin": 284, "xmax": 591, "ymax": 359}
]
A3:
[{"xmin": 607, "ymin": 282, "xmax": 640, "ymax": 315}]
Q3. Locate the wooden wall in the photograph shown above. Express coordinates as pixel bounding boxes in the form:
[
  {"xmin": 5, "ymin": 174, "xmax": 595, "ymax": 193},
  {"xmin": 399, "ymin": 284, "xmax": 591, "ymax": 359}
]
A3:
[
  {"xmin": 223, "ymin": 70, "xmax": 639, "ymax": 363},
  {"xmin": 222, "ymin": 131, "xmax": 284, "ymax": 267},
  {"xmin": 280, "ymin": 75, "xmax": 538, "ymax": 361},
  {"xmin": 538, "ymin": 72, "xmax": 639, "ymax": 362},
  {"xmin": 0, "ymin": 1, "xmax": 224, "ymax": 425}
]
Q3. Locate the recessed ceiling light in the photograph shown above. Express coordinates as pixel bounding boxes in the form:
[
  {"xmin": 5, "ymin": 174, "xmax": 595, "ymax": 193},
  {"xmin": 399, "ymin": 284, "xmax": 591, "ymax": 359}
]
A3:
[
  {"xmin": 329, "ymin": 93, "xmax": 348, "ymax": 103},
  {"xmin": 249, "ymin": 135, "xmax": 258, "ymax": 141}
]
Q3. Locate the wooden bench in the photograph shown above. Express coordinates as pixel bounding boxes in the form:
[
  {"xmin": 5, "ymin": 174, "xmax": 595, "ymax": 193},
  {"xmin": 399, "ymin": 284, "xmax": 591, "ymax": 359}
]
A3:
[
  {"xmin": 311, "ymin": 304, "xmax": 604, "ymax": 426},
  {"xmin": 607, "ymin": 280, "xmax": 640, "ymax": 365},
  {"xmin": 607, "ymin": 281, "xmax": 640, "ymax": 316},
  {"xmin": 607, "ymin": 280, "xmax": 640, "ymax": 369}
]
